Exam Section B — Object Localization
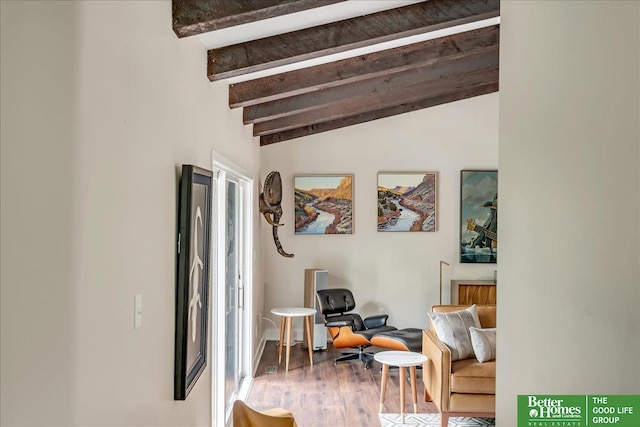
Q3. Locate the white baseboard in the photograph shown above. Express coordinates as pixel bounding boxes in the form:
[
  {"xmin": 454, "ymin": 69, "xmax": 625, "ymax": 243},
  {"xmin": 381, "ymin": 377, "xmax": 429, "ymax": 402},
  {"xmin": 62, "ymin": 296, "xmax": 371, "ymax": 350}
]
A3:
[{"xmin": 252, "ymin": 335, "xmax": 267, "ymax": 377}]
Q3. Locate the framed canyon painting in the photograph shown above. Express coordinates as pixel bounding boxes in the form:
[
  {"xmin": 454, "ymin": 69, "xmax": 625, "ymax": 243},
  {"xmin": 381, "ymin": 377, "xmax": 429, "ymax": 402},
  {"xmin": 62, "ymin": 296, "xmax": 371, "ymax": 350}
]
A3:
[
  {"xmin": 294, "ymin": 175, "xmax": 353, "ymax": 235},
  {"xmin": 377, "ymin": 172, "xmax": 437, "ymax": 232}
]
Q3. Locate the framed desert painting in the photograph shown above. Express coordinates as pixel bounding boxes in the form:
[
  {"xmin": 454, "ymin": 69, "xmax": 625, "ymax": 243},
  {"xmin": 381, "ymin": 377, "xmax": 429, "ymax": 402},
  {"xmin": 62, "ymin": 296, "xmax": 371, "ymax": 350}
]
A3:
[
  {"xmin": 460, "ymin": 170, "xmax": 498, "ymax": 264},
  {"xmin": 377, "ymin": 172, "xmax": 437, "ymax": 232},
  {"xmin": 294, "ymin": 175, "xmax": 353, "ymax": 235}
]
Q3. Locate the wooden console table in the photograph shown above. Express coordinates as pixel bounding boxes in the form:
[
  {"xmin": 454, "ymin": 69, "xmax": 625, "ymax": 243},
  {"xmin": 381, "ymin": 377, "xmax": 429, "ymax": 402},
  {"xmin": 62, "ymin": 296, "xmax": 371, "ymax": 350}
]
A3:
[{"xmin": 450, "ymin": 280, "xmax": 496, "ymax": 305}]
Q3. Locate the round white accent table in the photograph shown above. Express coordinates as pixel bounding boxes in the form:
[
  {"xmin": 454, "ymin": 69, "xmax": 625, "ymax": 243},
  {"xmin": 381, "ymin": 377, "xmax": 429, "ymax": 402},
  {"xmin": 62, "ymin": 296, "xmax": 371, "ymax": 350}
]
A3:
[
  {"xmin": 374, "ymin": 350, "xmax": 428, "ymax": 423},
  {"xmin": 270, "ymin": 307, "xmax": 317, "ymax": 372}
]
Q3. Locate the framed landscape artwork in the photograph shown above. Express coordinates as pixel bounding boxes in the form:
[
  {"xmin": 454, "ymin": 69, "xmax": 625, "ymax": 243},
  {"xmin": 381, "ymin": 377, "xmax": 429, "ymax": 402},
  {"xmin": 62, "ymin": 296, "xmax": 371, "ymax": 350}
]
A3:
[
  {"xmin": 294, "ymin": 175, "xmax": 353, "ymax": 235},
  {"xmin": 377, "ymin": 172, "xmax": 437, "ymax": 232},
  {"xmin": 174, "ymin": 165, "xmax": 212, "ymax": 400},
  {"xmin": 460, "ymin": 170, "xmax": 498, "ymax": 264}
]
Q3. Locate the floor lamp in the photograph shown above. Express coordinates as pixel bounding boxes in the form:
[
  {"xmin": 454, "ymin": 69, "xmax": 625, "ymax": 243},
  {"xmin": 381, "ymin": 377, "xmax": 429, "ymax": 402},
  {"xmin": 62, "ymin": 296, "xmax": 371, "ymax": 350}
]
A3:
[{"xmin": 439, "ymin": 260, "xmax": 450, "ymax": 305}]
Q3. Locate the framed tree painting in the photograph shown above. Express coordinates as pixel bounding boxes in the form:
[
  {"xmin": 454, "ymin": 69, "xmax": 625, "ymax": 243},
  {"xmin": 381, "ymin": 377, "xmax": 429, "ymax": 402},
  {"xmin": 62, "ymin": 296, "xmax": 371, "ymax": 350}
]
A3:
[
  {"xmin": 174, "ymin": 165, "xmax": 212, "ymax": 400},
  {"xmin": 294, "ymin": 175, "xmax": 353, "ymax": 235},
  {"xmin": 460, "ymin": 170, "xmax": 498, "ymax": 264},
  {"xmin": 377, "ymin": 172, "xmax": 437, "ymax": 232}
]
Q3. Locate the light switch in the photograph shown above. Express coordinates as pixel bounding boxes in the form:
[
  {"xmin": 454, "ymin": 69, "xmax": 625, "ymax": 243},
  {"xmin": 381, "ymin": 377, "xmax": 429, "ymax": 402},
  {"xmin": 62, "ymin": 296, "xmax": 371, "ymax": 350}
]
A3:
[{"xmin": 134, "ymin": 294, "xmax": 143, "ymax": 329}]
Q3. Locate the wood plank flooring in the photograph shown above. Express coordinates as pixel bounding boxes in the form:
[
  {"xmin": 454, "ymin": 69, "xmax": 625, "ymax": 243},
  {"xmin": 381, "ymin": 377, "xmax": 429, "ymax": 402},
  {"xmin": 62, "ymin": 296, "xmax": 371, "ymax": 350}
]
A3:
[{"xmin": 246, "ymin": 341, "xmax": 438, "ymax": 427}]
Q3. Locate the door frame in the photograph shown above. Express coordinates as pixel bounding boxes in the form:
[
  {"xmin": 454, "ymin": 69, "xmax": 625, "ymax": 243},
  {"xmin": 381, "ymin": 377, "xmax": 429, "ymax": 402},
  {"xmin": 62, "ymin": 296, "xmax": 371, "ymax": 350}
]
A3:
[{"xmin": 210, "ymin": 151, "xmax": 254, "ymax": 427}]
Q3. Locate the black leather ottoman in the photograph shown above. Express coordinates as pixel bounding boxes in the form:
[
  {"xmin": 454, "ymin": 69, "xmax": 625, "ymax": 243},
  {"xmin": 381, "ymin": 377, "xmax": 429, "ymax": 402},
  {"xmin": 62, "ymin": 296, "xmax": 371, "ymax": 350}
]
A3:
[{"xmin": 370, "ymin": 328, "xmax": 423, "ymax": 352}]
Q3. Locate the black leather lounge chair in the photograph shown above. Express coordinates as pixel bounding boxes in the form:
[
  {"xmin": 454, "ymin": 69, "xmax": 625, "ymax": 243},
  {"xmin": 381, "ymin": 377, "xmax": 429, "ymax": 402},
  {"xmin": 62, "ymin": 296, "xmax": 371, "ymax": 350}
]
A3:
[{"xmin": 316, "ymin": 288, "xmax": 396, "ymax": 369}]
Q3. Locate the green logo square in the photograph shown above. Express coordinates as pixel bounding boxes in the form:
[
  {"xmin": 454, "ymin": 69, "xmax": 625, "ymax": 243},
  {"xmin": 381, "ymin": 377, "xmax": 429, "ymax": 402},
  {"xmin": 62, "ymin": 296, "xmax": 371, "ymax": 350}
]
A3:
[{"xmin": 518, "ymin": 395, "xmax": 640, "ymax": 427}]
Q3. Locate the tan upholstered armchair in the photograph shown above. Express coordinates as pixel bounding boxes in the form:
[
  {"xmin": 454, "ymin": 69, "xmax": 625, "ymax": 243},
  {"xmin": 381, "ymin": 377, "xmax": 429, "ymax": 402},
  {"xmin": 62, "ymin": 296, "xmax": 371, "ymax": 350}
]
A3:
[
  {"xmin": 422, "ymin": 305, "xmax": 496, "ymax": 427},
  {"xmin": 232, "ymin": 400, "xmax": 298, "ymax": 427}
]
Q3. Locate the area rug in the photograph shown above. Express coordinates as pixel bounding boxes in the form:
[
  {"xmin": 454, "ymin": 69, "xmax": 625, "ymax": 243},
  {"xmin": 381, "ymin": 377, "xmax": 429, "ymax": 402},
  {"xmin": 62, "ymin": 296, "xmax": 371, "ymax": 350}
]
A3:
[{"xmin": 378, "ymin": 413, "xmax": 495, "ymax": 427}]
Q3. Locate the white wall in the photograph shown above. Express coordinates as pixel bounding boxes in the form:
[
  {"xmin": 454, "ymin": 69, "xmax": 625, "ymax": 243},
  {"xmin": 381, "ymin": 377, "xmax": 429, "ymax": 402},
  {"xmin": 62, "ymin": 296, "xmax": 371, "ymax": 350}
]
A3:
[
  {"xmin": 1, "ymin": 2, "xmax": 79, "ymax": 424},
  {"xmin": 499, "ymin": 1, "xmax": 640, "ymax": 426},
  {"xmin": 8, "ymin": 2, "xmax": 636, "ymax": 426},
  {"xmin": 260, "ymin": 93, "xmax": 498, "ymax": 336},
  {"xmin": 1, "ymin": 1, "xmax": 261, "ymax": 426}
]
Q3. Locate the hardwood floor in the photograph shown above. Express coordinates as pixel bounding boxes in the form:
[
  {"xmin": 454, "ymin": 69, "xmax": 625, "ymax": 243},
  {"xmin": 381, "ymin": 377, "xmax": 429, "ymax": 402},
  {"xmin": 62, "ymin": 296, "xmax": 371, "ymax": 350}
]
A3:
[{"xmin": 246, "ymin": 341, "xmax": 438, "ymax": 427}]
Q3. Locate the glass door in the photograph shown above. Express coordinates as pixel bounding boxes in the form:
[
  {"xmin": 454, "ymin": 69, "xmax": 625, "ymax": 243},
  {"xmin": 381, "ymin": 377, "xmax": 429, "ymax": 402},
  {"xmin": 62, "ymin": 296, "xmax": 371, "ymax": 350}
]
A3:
[
  {"xmin": 211, "ymin": 153, "xmax": 254, "ymax": 427},
  {"xmin": 224, "ymin": 179, "xmax": 241, "ymax": 413}
]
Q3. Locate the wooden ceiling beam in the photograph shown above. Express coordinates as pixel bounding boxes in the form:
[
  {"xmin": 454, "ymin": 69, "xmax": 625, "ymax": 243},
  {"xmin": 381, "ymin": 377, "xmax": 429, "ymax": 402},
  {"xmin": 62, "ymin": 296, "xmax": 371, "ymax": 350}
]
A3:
[
  {"xmin": 172, "ymin": 0, "xmax": 346, "ymax": 38},
  {"xmin": 243, "ymin": 47, "xmax": 498, "ymax": 124},
  {"xmin": 252, "ymin": 67, "xmax": 498, "ymax": 136},
  {"xmin": 208, "ymin": 0, "xmax": 500, "ymax": 81},
  {"xmin": 259, "ymin": 82, "xmax": 499, "ymax": 145},
  {"xmin": 229, "ymin": 25, "xmax": 500, "ymax": 108}
]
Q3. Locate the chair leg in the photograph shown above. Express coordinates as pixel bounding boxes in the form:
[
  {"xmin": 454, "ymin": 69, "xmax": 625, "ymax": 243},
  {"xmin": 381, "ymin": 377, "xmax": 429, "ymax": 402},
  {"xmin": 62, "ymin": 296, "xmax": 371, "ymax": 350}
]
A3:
[
  {"xmin": 360, "ymin": 351, "xmax": 374, "ymax": 369},
  {"xmin": 335, "ymin": 352, "xmax": 361, "ymax": 364},
  {"xmin": 440, "ymin": 412, "xmax": 449, "ymax": 427},
  {"xmin": 334, "ymin": 346, "xmax": 374, "ymax": 369}
]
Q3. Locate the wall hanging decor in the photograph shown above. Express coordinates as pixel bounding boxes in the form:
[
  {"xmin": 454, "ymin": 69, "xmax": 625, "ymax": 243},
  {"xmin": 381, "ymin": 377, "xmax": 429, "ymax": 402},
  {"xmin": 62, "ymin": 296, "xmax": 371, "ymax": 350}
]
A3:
[
  {"xmin": 294, "ymin": 175, "xmax": 353, "ymax": 235},
  {"xmin": 259, "ymin": 171, "xmax": 294, "ymax": 257},
  {"xmin": 174, "ymin": 165, "xmax": 212, "ymax": 400},
  {"xmin": 460, "ymin": 170, "xmax": 498, "ymax": 264},
  {"xmin": 377, "ymin": 172, "xmax": 437, "ymax": 232}
]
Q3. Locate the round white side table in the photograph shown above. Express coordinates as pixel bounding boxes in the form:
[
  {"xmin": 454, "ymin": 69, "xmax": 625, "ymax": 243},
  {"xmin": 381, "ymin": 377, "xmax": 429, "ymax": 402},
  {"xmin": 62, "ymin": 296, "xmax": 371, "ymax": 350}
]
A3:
[
  {"xmin": 374, "ymin": 350, "xmax": 428, "ymax": 423},
  {"xmin": 271, "ymin": 307, "xmax": 317, "ymax": 372}
]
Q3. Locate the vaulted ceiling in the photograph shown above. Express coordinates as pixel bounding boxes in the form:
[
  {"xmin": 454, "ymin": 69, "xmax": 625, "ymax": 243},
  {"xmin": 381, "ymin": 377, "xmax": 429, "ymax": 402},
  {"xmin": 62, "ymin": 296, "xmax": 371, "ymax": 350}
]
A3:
[{"xmin": 172, "ymin": 0, "xmax": 500, "ymax": 145}]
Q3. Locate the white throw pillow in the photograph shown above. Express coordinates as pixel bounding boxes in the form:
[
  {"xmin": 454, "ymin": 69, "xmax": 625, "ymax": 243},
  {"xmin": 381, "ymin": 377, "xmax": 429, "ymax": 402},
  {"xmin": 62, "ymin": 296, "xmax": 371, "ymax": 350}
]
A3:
[
  {"xmin": 428, "ymin": 305, "xmax": 481, "ymax": 361},
  {"xmin": 469, "ymin": 327, "xmax": 496, "ymax": 363}
]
